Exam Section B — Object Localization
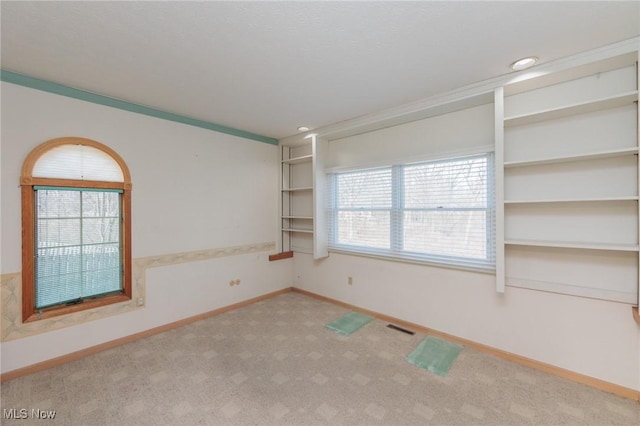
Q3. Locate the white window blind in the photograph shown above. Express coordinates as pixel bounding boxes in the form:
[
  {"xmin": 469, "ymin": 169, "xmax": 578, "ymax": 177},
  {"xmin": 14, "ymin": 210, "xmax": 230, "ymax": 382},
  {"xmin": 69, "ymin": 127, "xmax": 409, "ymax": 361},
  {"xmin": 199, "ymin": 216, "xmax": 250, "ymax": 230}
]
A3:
[
  {"xmin": 33, "ymin": 144, "xmax": 124, "ymax": 182},
  {"xmin": 328, "ymin": 153, "xmax": 495, "ymax": 270},
  {"xmin": 35, "ymin": 187, "xmax": 123, "ymax": 308}
]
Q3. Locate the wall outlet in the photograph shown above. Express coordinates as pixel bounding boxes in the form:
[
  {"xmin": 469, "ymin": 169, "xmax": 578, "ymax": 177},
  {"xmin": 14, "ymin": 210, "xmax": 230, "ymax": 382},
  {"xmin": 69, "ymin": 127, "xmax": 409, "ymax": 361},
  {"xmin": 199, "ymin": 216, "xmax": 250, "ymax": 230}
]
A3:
[
  {"xmin": 229, "ymin": 279, "xmax": 241, "ymax": 287},
  {"xmin": 348, "ymin": 276, "xmax": 353, "ymax": 285},
  {"xmin": 137, "ymin": 297, "xmax": 144, "ymax": 306}
]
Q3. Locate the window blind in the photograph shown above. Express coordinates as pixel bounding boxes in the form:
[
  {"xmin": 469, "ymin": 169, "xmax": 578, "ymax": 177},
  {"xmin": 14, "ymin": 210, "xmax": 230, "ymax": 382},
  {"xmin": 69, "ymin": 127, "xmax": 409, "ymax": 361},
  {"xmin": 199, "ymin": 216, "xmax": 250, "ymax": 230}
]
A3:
[
  {"xmin": 33, "ymin": 144, "xmax": 124, "ymax": 182},
  {"xmin": 35, "ymin": 187, "xmax": 123, "ymax": 308},
  {"xmin": 328, "ymin": 153, "xmax": 495, "ymax": 270}
]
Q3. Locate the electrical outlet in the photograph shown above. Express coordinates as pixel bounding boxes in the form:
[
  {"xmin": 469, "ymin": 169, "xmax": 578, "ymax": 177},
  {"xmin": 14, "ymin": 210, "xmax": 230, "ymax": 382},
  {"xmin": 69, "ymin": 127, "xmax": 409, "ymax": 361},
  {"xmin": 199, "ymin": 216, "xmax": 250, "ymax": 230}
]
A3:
[
  {"xmin": 235, "ymin": 279, "xmax": 241, "ymax": 286},
  {"xmin": 137, "ymin": 297, "xmax": 144, "ymax": 306},
  {"xmin": 348, "ymin": 276, "xmax": 353, "ymax": 285},
  {"xmin": 229, "ymin": 280, "xmax": 235, "ymax": 287}
]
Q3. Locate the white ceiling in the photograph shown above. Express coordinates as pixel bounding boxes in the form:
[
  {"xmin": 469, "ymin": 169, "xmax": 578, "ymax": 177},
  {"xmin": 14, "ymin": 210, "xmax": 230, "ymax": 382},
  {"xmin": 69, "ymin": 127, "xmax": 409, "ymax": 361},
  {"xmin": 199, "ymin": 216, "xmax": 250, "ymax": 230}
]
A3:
[{"xmin": 1, "ymin": 1, "xmax": 639, "ymax": 141}]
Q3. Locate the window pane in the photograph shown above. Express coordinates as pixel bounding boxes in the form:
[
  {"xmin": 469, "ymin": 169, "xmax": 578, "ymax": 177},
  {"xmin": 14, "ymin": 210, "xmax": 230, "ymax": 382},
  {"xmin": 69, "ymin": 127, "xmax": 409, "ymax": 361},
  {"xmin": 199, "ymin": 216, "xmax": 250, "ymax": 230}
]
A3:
[
  {"xmin": 82, "ymin": 191, "xmax": 120, "ymax": 217},
  {"xmin": 36, "ymin": 246, "xmax": 82, "ymax": 307},
  {"xmin": 404, "ymin": 158, "xmax": 487, "ymax": 208},
  {"xmin": 82, "ymin": 244, "xmax": 121, "ymax": 296},
  {"xmin": 338, "ymin": 211, "xmax": 390, "ymax": 249},
  {"xmin": 337, "ymin": 168, "xmax": 392, "ymax": 208},
  {"xmin": 34, "ymin": 188, "xmax": 122, "ymax": 308},
  {"xmin": 404, "ymin": 211, "xmax": 487, "ymax": 259},
  {"xmin": 37, "ymin": 190, "xmax": 80, "ymax": 218},
  {"xmin": 37, "ymin": 218, "xmax": 81, "ymax": 248},
  {"xmin": 82, "ymin": 218, "xmax": 120, "ymax": 244}
]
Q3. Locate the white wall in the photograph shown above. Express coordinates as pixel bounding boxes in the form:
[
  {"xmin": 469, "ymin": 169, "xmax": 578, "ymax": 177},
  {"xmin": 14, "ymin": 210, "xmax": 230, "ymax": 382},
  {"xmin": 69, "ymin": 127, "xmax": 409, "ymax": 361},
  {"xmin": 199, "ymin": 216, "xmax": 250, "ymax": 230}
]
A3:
[
  {"xmin": 0, "ymin": 83, "xmax": 291, "ymax": 373},
  {"xmin": 295, "ymin": 103, "xmax": 640, "ymax": 391}
]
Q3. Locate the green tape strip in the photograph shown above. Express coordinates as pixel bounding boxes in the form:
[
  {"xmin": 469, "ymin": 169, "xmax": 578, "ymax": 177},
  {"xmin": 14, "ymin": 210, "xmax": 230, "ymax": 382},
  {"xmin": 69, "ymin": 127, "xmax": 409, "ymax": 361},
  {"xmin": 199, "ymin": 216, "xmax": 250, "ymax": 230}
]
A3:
[
  {"xmin": 325, "ymin": 311, "xmax": 374, "ymax": 336},
  {"xmin": 406, "ymin": 336, "xmax": 463, "ymax": 376}
]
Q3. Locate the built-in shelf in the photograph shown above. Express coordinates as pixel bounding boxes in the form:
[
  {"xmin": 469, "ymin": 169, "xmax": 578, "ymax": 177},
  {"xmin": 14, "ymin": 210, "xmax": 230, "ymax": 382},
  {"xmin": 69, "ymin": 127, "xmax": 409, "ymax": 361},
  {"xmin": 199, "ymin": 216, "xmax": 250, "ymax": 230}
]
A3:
[
  {"xmin": 268, "ymin": 251, "xmax": 294, "ymax": 261},
  {"xmin": 504, "ymin": 196, "xmax": 639, "ymax": 204},
  {"xmin": 505, "ymin": 239, "xmax": 640, "ymax": 252},
  {"xmin": 282, "ymin": 154, "xmax": 312, "ymax": 165},
  {"xmin": 282, "ymin": 216, "xmax": 313, "ymax": 220},
  {"xmin": 499, "ymin": 56, "xmax": 639, "ymax": 308},
  {"xmin": 504, "ymin": 147, "xmax": 639, "ymax": 168},
  {"xmin": 504, "ymin": 91, "xmax": 638, "ymax": 127},
  {"xmin": 281, "ymin": 228, "xmax": 314, "ymax": 234},
  {"xmin": 281, "ymin": 187, "xmax": 313, "ymax": 192}
]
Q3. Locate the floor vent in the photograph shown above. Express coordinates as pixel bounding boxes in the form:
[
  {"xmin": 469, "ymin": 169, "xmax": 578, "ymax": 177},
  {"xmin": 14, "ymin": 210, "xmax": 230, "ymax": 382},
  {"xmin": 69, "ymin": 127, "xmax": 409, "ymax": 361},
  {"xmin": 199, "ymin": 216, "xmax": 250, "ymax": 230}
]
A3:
[{"xmin": 386, "ymin": 324, "xmax": 415, "ymax": 335}]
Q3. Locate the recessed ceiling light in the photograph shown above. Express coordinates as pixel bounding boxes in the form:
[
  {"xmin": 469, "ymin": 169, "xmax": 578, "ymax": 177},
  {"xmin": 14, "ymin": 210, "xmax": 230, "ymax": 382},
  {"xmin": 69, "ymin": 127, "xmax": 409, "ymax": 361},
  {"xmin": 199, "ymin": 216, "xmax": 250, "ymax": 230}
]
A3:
[
  {"xmin": 510, "ymin": 56, "xmax": 538, "ymax": 71},
  {"xmin": 297, "ymin": 126, "xmax": 310, "ymax": 132}
]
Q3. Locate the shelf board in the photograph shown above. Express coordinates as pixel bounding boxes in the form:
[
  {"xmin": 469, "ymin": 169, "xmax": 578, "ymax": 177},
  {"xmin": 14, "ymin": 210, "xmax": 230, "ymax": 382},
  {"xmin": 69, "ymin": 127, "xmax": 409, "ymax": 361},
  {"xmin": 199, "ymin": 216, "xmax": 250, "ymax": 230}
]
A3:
[
  {"xmin": 504, "ymin": 91, "xmax": 638, "ymax": 127},
  {"xmin": 281, "ymin": 187, "xmax": 313, "ymax": 192},
  {"xmin": 504, "ymin": 239, "xmax": 639, "ymax": 252},
  {"xmin": 504, "ymin": 147, "xmax": 639, "ymax": 168},
  {"xmin": 282, "ymin": 216, "xmax": 313, "ymax": 220},
  {"xmin": 282, "ymin": 228, "xmax": 314, "ymax": 234},
  {"xmin": 282, "ymin": 154, "xmax": 312, "ymax": 165},
  {"xmin": 504, "ymin": 196, "xmax": 639, "ymax": 204}
]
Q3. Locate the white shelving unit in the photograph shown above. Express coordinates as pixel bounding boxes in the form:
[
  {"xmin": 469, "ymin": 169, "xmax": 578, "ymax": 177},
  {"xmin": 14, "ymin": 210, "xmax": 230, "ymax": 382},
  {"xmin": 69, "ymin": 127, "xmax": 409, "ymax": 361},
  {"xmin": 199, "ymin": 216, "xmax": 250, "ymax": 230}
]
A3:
[
  {"xmin": 278, "ymin": 136, "xmax": 329, "ymax": 259},
  {"xmin": 496, "ymin": 53, "xmax": 639, "ymax": 305}
]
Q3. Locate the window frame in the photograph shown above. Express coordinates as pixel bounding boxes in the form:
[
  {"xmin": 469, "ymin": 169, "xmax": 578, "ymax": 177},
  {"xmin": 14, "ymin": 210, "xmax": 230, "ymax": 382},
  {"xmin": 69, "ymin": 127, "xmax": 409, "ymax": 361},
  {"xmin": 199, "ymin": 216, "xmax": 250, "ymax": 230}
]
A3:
[
  {"xmin": 328, "ymin": 153, "xmax": 495, "ymax": 272},
  {"xmin": 21, "ymin": 137, "xmax": 132, "ymax": 323}
]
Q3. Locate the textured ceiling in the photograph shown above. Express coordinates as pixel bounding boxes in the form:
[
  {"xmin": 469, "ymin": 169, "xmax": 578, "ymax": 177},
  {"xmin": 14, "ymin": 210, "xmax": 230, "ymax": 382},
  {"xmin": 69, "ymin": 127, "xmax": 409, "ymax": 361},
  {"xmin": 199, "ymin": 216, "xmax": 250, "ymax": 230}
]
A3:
[{"xmin": 1, "ymin": 1, "xmax": 639, "ymax": 140}]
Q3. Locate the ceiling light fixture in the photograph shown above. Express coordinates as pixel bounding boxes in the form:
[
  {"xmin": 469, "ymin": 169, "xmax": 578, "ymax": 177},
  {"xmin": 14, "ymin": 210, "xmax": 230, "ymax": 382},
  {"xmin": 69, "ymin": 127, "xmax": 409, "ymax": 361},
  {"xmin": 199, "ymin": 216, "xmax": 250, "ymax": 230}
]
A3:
[
  {"xmin": 510, "ymin": 56, "xmax": 538, "ymax": 71},
  {"xmin": 297, "ymin": 126, "xmax": 310, "ymax": 132}
]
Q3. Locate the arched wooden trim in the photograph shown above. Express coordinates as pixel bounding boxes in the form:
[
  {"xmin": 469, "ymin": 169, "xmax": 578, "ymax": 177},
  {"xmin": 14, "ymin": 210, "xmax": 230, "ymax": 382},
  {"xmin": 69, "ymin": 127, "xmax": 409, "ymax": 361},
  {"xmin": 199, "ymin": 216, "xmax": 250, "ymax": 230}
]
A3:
[
  {"xmin": 21, "ymin": 137, "xmax": 132, "ymax": 190},
  {"xmin": 21, "ymin": 137, "xmax": 132, "ymax": 322}
]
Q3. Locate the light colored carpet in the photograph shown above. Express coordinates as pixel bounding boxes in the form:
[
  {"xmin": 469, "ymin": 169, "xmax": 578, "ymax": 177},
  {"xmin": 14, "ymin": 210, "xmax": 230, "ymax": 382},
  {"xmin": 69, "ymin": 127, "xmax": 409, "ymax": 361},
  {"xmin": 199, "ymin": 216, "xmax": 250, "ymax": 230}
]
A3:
[{"xmin": 1, "ymin": 292, "xmax": 638, "ymax": 425}]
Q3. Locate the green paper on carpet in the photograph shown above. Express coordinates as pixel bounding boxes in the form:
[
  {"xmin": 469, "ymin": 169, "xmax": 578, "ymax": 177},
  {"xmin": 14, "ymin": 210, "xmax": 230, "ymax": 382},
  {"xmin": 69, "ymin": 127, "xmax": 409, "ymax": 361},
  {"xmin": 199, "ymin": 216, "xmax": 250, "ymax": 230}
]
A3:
[
  {"xmin": 406, "ymin": 336, "xmax": 463, "ymax": 376},
  {"xmin": 325, "ymin": 312, "xmax": 374, "ymax": 336}
]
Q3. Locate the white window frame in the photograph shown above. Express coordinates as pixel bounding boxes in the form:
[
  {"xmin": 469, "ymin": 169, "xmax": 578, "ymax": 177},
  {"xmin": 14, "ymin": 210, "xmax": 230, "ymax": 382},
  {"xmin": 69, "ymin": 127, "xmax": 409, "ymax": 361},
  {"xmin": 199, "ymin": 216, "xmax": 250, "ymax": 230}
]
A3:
[{"xmin": 328, "ymin": 153, "xmax": 495, "ymax": 272}]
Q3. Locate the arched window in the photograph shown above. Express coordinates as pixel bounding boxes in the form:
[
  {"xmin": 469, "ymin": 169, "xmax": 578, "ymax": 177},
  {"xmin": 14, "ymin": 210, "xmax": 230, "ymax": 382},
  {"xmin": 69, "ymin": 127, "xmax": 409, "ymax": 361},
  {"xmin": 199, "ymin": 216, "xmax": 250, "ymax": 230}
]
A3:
[{"xmin": 21, "ymin": 137, "xmax": 132, "ymax": 322}]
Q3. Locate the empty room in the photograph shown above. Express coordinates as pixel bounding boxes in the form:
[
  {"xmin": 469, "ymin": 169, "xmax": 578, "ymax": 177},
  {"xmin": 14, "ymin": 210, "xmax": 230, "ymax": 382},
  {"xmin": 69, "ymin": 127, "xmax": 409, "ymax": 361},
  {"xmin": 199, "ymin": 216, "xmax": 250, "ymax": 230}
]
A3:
[{"xmin": 1, "ymin": 1, "xmax": 639, "ymax": 425}]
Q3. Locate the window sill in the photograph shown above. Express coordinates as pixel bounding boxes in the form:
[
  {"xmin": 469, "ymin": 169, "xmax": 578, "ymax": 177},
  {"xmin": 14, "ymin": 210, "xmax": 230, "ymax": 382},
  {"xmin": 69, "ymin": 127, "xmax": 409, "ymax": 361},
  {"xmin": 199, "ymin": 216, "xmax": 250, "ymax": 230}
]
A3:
[
  {"xmin": 328, "ymin": 248, "xmax": 496, "ymax": 275},
  {"xmin": 23, "ymin": 294, "xmax": 131, "ymax": 323}
]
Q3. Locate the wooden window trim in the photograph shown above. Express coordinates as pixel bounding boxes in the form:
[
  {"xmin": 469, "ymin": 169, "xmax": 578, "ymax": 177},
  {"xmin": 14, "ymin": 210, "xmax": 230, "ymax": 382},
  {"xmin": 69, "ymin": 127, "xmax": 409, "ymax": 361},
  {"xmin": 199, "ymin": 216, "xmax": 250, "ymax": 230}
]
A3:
[{"xmin": 21, "ymin": 137, "xmax": 132, "ymax": 323}]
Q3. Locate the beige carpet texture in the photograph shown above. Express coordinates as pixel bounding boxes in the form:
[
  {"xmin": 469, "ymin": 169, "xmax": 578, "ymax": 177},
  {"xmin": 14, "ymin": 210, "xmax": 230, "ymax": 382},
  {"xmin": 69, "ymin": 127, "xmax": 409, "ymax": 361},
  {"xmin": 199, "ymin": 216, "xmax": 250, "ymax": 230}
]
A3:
[{"xmin": 1, "ymin": 292, "xmax": 638, "ymax": 425}]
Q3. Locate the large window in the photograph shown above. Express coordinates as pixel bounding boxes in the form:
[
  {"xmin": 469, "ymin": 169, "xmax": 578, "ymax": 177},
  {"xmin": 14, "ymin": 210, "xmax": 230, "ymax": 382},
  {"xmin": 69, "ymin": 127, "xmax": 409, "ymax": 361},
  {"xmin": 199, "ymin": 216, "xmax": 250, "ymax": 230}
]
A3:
[
  {"xmin": 328, "ymin": 153, "xmax": 495, "ymax": 270},
  {"xmin": 21, "ymin": 137, "xmax": 132, "ymax": 322}
]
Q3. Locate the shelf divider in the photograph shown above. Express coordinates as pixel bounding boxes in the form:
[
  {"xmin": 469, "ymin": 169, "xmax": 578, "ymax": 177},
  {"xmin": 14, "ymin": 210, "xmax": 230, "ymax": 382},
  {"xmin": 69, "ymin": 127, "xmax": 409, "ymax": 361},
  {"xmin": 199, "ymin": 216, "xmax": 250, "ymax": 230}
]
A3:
[
  {"xmin": 504, "ymin": 196, "xmax": 639, "ymax": 204},
  {"xmin": 282, "ymin": 154, "xmax": 312, "ymax": 165},
  {"xmin": 504, "ymin": 239, "xmax": 640, "ymax": 252},
  {"xmin": 281, "ymin": 228, "xmax": 314, "ymax": 234},
  {"xmin": 504, "ymin": 147, "xmax": 638, "ymax": 168},
  {"xmin": 281, "ymin": 187, "xmax": 313, "ymax": 192},
  {"xmin": 504, "ymin": 91, "xmax": 638, "ymax": 127}
]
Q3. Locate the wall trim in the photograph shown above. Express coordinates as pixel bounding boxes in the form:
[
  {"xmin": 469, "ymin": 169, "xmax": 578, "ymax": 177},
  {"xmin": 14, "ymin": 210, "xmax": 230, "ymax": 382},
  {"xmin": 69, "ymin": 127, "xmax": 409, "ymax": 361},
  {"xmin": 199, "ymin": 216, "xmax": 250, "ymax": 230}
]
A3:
[
  {"xmin": 291, "ymin": 288, "xmax": 640, "ymax": 402},
  {"xmin": 0, "ymin": 287, "xmax": 291, "ymax": 383},
  {"xmin": 0, "ymin": 70, "xmax": 278, "ymax": 146},
  {"xmin": 1, "ymin": 241, "xmax": 276, "ymax": 341}
]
